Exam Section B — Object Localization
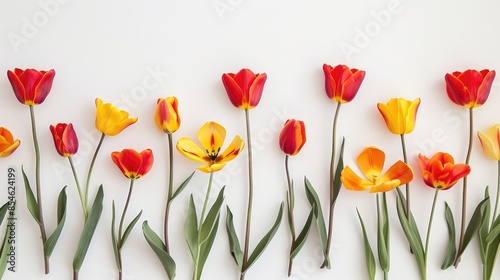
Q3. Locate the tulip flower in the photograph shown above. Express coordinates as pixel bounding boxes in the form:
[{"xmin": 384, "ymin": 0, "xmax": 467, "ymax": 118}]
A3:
[
  {"xmin": 377, "ymin": 98, "xmax": 420, "ymax": 135},
  {"xmin": 221, "ymin": 68, "xmax": 267, "ymax": 110},
  {"xmin": 7, "ymin": 68, "xmax": 55, "ymax": 106},
  {"xmin": 155, "ymin": 97, "xmax": 181, "ymax": 134},
  {"xmin": 111, "ymin": 149, "xmax": 153, "ymax": 280},
  {"xmin": 279, "ymin": 119, "xmax": 306, "ymax": 156},
  {"xmin": 0, "ymin": 127, "xmax": 20, "ymax": 157},
  {"xmin": 49, "ymin": 123, "xmax": 79, "ymax": 157},
  {"xmin": 478, "ymin": 124, "xmax": 500, "ymax": 161},
  {"xmin": 95, "ymin": 98, "xmax": 137, "ymax": 136},
  {"xmin": 445, "ymin": 69, "xmax": 496, "ymax": 109},
  {"xmin": 323, "ymin": 63, "xmax": 366, "ymax": 104},
  {"xmin": 177, "ymin": 121, "xmax": 244, "ymax": 173}
]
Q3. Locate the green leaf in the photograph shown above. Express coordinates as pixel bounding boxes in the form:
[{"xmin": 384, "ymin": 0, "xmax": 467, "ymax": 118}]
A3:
[
  {"xmin": 200, "ymin": 187, "xmax": 225, "ymax": 244},
  {"xmin": 73, "ymin": 186, "xmax": 104, "ymax": 272},
  {"xmin": 142, "ymin": 221, "xmax": 176, "ymax": 279},
  {"xmin": 0, "ymin": 202, "xmax": 8, "ymax": 223},
  {"xmin": 479, "ymin": 187, "xmax": 491, "ymax": 265},
  {"xmin": 377, "ymin": 193, "xmax": 390, "ymax": 272},
  {"xmin": 121, "ymin": 211, "xmax": 142, "ymax": 247},
  {"xmin": 243, "ymin": 202, "xmax": 284, "ymax": 273},
  {"xmin": 44, "ymin": 187, "xmax": 68, "ymax": 258},
  {"xmin": 290, "ymin": 206, "xmax": 315, "ymax": 260},
  {"xmin": 304, "ymin": 177, "xmax": 330, "ymax": 268},
  {"xmin": 456, "ymin": 197, "xmax": 489, "ymax": 260},
  {"xmin": 356, "ymin": 209, "xmax": 376, "ymax": 280},
  {"xmin": 484, "ymin": 218, "xmax": 500, "ymax": 280},
  {"xmin": 225, "ymin": 206, "xmax": 243, "ymax": 269},
  {"xmin": 396, "ymin": 196, "xmax": 426, "ymax": 280},
  {"xmin": 441, "ymin": 202, "xmax": 457, "ymax": 270},
  {"xmin": 111, "ymin": 201, "xmax": 121, "ymax": 272},
  {"xmin": 21, "ymin": 166, "xmax": 40, "ymax": 225},
  {"xmin": 332, "ymin": 137, "xmax": 345, "ymax": 204},
  {"xmin": 0, "ymin": 205, "xmax": 12, "ymax": 279},
  {"xmin": 171, "ymin": 171, "xmax": 195, "ymax": 201},
  {"xmin": 395, "ymin": 188, "xmax": 423, "ymax": 247},
  {"xmin": 184, "ymin": 195, "xmax": 199, "ymax": 261},
  {"xmin": 197, "ymin": 215, "xmax": 220, "ymax": 279},
  {"xmin": 486, "ymin": 215, "xmax": 500, "ymax": 243}
]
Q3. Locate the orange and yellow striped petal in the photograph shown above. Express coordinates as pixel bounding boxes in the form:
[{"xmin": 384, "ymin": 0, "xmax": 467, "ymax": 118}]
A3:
[
  {"xmin": 176, "ymin": 137, "xmax": 211, "ymax": 163},
  {"xmin": 341, "ymin": 166, "xmax": 373, "ymax": 191},
  {"xmin": 356, "ymin": 147, "xmax": 385, "ymax": 181},
  {"xmin": 216, "ymin": 135, "xmax": 245, "ymax": 164},
  {"xmin": 198, "ymin": 122, "xmax": 226, "ymax": 157}
]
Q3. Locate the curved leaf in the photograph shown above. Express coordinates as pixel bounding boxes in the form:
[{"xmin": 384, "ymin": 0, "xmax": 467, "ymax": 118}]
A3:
[
  {"xmin": 200, "ymin": 187, "xmax": 225, "ymax": 244},
  {"xmin": 121, "ymin": 211, "xmax": 142, "ymax": 247},
  {"xmin": 111, "ymin": 201, "xmax": 121, "ymax": 272},
  {"xmin": 184, "ymin": 195, "xmax": 198, "ymax": 261},
  {"xmin": 197, "ymin": 216, "xmax": 220, "ymax": 278},
  {"xmin": 457, "ymin": 197, "xmax": 489, "ymax": 260},
  {"xmin": 225, "ymin": 206, "xmax": 243, "ymax": 269},
  {"xmin": 486, "ymin": 215, "xmax": 500, "ymax": 243},
  {"xmin": 356, "ymin": 209, "xmax": 376, "ymax": 280},
  {"xmin": 44, "ymin": 187, "xmax": 67, "ymax": 258},
  {"xmin": 377, "ymin": 193, "xmax": 390, "ymax": 272},
  {"xmin": 484, "ymin": 220, "xmax": 500, "ymax": 280},
  {"xmin": 441, "ymin": 202, "xmax": 457, "ymax": 270},
  {"xmin": 332, "ymin": 137, "xmax": 345, "ymax": 204},
  {"xmin": 479, "ymin": 187, "xmax": 491, "ymax": 265},
  {"xmin": 142, "ymin": 221, "xmax": 176, "ymax": 279},
  {"xmin": 21, "ymin": 166, "xmax": 40, "ymax": 225},
  {"xmin": 171, "ymin": 171, "xmax": 195, "ymax": 201},
  {"xmin": 290, "ymin": 207, "xmax": 314, "ymax": 259}
]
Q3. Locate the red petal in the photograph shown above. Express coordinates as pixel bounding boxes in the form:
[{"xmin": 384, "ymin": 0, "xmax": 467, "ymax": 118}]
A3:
[
  {"xmin": 34, "ymin": 69, "xmax": 55, "ymax": 104},
  {"xmin": 445, "ymin": 73, "xmax": 470, "ymax": 106},
  {"xmin": 7, "ymin": 70, "xmax": 26, "ymax": 104},
  {"xmin": 476, "ymin": 70, "xmax": 496, "ymax": 106},
  {"xmin": 222, "ymin": 73, "xmax": 244, "ymax": 108}
]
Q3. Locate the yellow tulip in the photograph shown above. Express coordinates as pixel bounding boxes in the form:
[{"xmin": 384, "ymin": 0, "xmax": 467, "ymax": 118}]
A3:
[
  {"xmin": 95, "ymin": 98, "xmax": 137, "ymax": 136},
  {"xmin": 478, "ymin": 124, "xmax": 500, "ymax": 161},
  {"xmin": 176, "ymin": 122, "xmax": 244, "ymax": 173},
  {"xmin": 377, "ymin": 98, "xmax": 420, "ymax": 134}
]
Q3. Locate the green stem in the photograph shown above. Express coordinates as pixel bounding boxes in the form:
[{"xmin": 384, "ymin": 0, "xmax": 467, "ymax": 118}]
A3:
[
  {"xmin": 68, "ymin": 156, "xmax": 87, "ymax": 219},
  {"xmin": 193, "ymin": 172, "xmax": 214, "ymax": 280},
  {"xmin": 424, "ymin": 188, "xmax": 440, "ymax": 266},
  {"xmin": 84, "ymin": 133, "xmax": 106, "ymax": 218},
  {"xmin": 241, "ymin": 109, "xmax": 254, "ymax": 280},
  {"xmin": 164, "ymin": 133, "xmax": 174, "ymax": 253},
  {"xmin": 400, "ymin": 134, "xmax": 410, "ymax": 222},
  {"xmin": 384, "ymin": 270, "xmax": 388, "ymax": 280},
  {"xmin": 493, "ymin": 161, "xmax": 500, "ymax": 221},
  {"xmin": 29, "ymin": 105, "xmax": 49, "ymax": 274},
  {"xmin": 285, "ymin": 155, "xmax": 296, "ymax": 276},
  {"xmin": 118, "ymin": 179, "xmax": 135, "ymax": 245},
  {"xmin": 324, "ymin": 102, "xmax": 341, "ymax": 268},
  {"xmin": 455, "ymin": 108, "xmax": 474, "ymax": 267}
]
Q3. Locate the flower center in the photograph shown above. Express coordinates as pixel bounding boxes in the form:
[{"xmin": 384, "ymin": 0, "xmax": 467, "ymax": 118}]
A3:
[{"xmin": 207, "ymin": 147, "xmax": 220, "ymax": 161}]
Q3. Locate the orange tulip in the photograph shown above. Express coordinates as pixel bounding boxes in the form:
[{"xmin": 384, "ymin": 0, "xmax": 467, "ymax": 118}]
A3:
[
  {"xmin": 279, "ymin": 119, "xmax": 306, "ymax": 156},
  {"xmin": 49, "ymin": 123, "xmax": 79, "ymax": 157},
  {"xmin": 0, "ymin": 127, "xmax": 20, "ymax": 157},
  {"xmin": 7, "ymin": 68, "xmax": 56, "ymax": 106},
  {"xmin": 445, "ymin": 69, "xmax": 496, "ymax": 108},
  {"xmin": 341, "ymin": 146, "xmax": 413, "ymax": 193},
  {"xmin": 323, "ymin": 64, "xmax": 365, "ymax": 103},
  {"xmin": 222, "ymin": 68, "xmax": 267, "ymax": 109},
  {"xmin": 111, "ymin": 149, "xmax": 154, "ymax": 179},
  {"xmin": 155, "ymin": 97, "xmax": 180, "ymax": 133},
  {"xmin": 418, "ymin": 152, "xmax": 470, "ymax": 190}
]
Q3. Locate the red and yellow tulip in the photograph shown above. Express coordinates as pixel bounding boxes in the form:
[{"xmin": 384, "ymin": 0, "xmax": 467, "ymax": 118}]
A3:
[
  {"xmin": 222, "ymin": 68, "xmax": 267, "ymax": 109},
  {"xmin": 445, "ymin": 69, "xmax": 496, "ymax": 108},
  {"xmin": 111, "ymin": 149, "xmax": 154, "ymax": 179},
  {"xmin": 341, "ymin": 146, "xmax": 413, "ymax": 193},
  {"xmin": 377, "ymin": 98, "xmax": 420, "ymax": 135},
  {"xmin": 418, "ymin": 152, "xmax": 470, "ymax": 190},
  {"xmin": 7, "ymin": 68, "xmax": 56, "ymax": 106},
  {"xmin": 155, "ymin": 97, "xmax": 181, "ymax": 133},
  {"xmin": 323, "ymin": 64, "xmax": 365, "ymax": 103},
  {"xmin": 95, "ymin": 98, "xmax": 137, "ymax": 136},
  {"xmin": 0, "ymin": 127, "xmax": 20, "ymax": 158},
  {"xmin": 49, "ymin": 123, "xmax": 79, "ymax": 157},
  {"xmin": 279, "ymin": 119, "xmax": 306, "ymax": 156},
  {"xmin": 478, "ymin": 124, "xmax": 500, "ymax": 161},
  {"xmin": 176, "ymin": 121, "xmax": 244, "ymax": 173}
]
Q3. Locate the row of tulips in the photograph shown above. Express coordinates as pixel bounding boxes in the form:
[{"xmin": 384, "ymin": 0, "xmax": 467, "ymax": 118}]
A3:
[{"xmin": 0, "ymin": 65, "xmax": 499, "ymax": 280}]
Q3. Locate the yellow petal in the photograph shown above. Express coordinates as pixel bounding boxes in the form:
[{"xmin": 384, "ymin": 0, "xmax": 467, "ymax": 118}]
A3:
[
  {"xmin": 216, "ymin": 135, "xmax": 244, "ymax": 164},
  {"xmin": 341, "ymin": 166, "xmax": 373, "ymax": 191},
  {"xmin": 197, "ymin": 162, "xmax": 226, "ymax": 173},
  {"xmin": 478, "ymin": 125, "xmax": 500, "ymax": 161},
  {"xmin": 356, "ymin": 146, "xmax": 385, "ymax": 182},
  {"xmin": 176, "ymin": 137, "xmax": 210, "ymax": 163},
  {"xmin": 198, "ymin": 122, "xmax": 226, "ymax": 158},
  {"xmin": 370, "ymin": 180, "xmax": 402, "ymax": 193},
  {"xmin": 404, "ymin": 98, "xmax": 420, "ymax": 134}
]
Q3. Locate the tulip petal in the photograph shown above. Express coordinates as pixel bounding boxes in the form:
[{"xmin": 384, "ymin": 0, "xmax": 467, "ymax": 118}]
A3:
[
  {"xmin": 370, "ymin": 180, "xmax": 401, "ymax": 193},
  {"xmin": 198, "ymin": 162, "xmax": 226, "ymax": 173},
  {"xmin": 248, "ymin": 73, "xmax": 266, "ymax": 108},
  {"xmin": 405, "ymin": 98, "xmax": 420, "ymax": 133},
  {"xmin": 341, "ymin": 69, "xmax": 365, "ymax": 103},
  {"xmin": 176, "ymin": 137, "xmax": 210, "ymax": 163},
  {"xmin": 478, "ymin": 130, "xmax": 500, "ymax": 161},
  {"xmin": 445, "ymin": 73, "xmax": 470, "ymax": 107},
  {"xmin": 198, "ymin": 122, "xmax": 226, "ymax": 158},
  {"xmin": 222, "ymin": 73, "xmax": 245, "ymax": 108},
  {"xmin": 137, "ymin": 149, "xmax": 154, "ymax": 178},
  {"xmin": 476, "ymin": 70, "xmax": 496, "ymax": 107},
  {"xmin": 356, "ymin": 147, "xmax": 385, "ymax": 181},
  {"xmin": 341, "ymin": 166, "xmax": 373, "ymax": 191},
  {"xmin": 323, "ymin": 64, "xmax": 338, "ymax": 100},
  {"xmin": 381, "ymin": 160, "xmax": 413, "ymax": 186},
  {"xmin": 6, "ymin": 70, "xmax": 26, "ymax": 104},
  {"xmin": 33, "ymin": 69, "xmax": 55, "ymax": 104},
  {"xmin": 216, "ymin": 135, "xmax": 245, "ymax": 164},
  {"xmin": 0, "ymin": 139, "xmax": 20, "ymax": 158}
]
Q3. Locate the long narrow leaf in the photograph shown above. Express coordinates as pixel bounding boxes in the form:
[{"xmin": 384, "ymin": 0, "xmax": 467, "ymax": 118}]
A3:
[
  {"xmin": 332, "ymin": 137, "xmax": 345, "ymax": 204},
  {"xmin": 73, "ymin": 185, "xmax": 104, "ymax": 272},
  {"xmin": 484, "ymin": 230, "xmax": 500, "ymax": 280},
  {"xmin": 121, "ymin": 211, "xmax": 142, "ymax": 247},
  {"xmin": 486, "ymin": 215, "xmax": 500, "ymax": 244},
  {"xmin": 44, "ymin": 187, "xmax": 68, "ymax": 258},
  {"xmin": 479, "ymin": 187, "xmax": 491, "ymax": 265},
  {"xmin": 243, "ymin": 202, "xmax": 284, "ymax": 273},
  {"xmin": 184, "ymin": 195, "xmax": 198, "ymax": 261},
  {"xmin": 396, "ymin": 187, "xmax": 423, "ymax": 246},
  {"xmin": 0, "ymin": 205, "xmax": 12, "ymax": 279},
  {"xmin": 200, "ymin": 187, "xmax": 225, "ymax": 244},
  {"xmin": 457, "ymin": 197, "xmax": 489, "ymax": 259},
  {"xmin": 171, "ymin": 171, "xmax": 195, "ymax": 201},
  {"xmin": 111, "ymin": 201, "xmax": 121, "ymax": 272},
  {"xmin": 304, "ymin": 177, "xmax": 330, "ymax": 268},
  {"xmin": 356, "ymin": 209, "xmax": 376, "ymax": 280},
  {"xmin": 225, "ymin": 206, "xmax": 243, "ymax": 269},
  {"xmin": 290, "ymin": 207, "xmax": 315, "ymax": 259},
  {"xmin": 197, "ymin": 215, "xmax": 220, "ymax": 278},
  {"xmin": 21, "ymin": 166, "xmax": 40, "ymax": 225},
  {"xmin": 142, "ymin": 221, "xmax": 176, "ymax": 279},
  {"xmin": 377, "ymin": 194, "xmax": 390, "ymax": 272},
  {"xmin": 441, "ymin": 202, "xmax": 457, "ymax": 270}
]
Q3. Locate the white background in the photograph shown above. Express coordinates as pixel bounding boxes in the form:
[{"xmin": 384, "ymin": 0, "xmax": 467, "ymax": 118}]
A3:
[{"xmin": 1, "ymin": 0, "xmax": 500, "ymax": 279}]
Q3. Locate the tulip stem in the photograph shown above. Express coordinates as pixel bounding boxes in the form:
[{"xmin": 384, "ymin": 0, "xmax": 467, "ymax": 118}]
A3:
[
  {"xmin": 400, "ymin": 134, "xmax": 411, "ymax": 224},
  {"xmin": 241, "ymin": 109, "xmax": 254, "ymax": 280},
  {"xmin": 193, "ymin": 172, "xmax": 214, "ymax": 280},
  {"xmin": 84, "ymin": 133, "xmax": 106, "ymax": 221},
  {"xmin": 455, "ymin": 108, "xmax": 474, "ymax": 267},
  {"xmin": 164, "ymin": 133, "xmax": 174, "ymax": 254},
  {"xmin": 29, "ymin": 105, "xmax": 49, "ymax": 274},
  {"xmin": 494, "ymin": 161, "xmax": 500, "ymax": 221},
  {"xmin": 69, "ymin": 156, "xmax": 87, "ymax": 219},
  {"xmin": 424, "ymin": 188, "xmax": 440, "ymax": 267},
  {"xmin": 117, "ymin": 179, "xmax": 135, "ymax": 280},
  {"xmin": 324, "ymin": 102, "xmax": 341, "ymax": 268},
  {"xmin": 285, "ymin": 155, "xmax": 296, "ymax": 276}
]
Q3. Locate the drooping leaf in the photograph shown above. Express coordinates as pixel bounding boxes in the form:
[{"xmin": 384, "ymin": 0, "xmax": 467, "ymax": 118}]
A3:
[
  {"xmin": 441, "ymin": 202, "xmax": 457, "ymax": 270},
  {"xmin": 44, "ymin": 187, "xmax": 68, "ymax": 258},
  {"xmin": 142, "ymin": 221, "xmax": 176, "ymax": 279},
  {"xmin": 121, "ymin": 211, "xmax": 142, "ymax": 247},
  {"xmin": 184, "ymin": 195, "xmax": 199, "ymax": 261},
  {"xmin": 290, "ymin": 206, "xmax": 315, "ymax": 260},
  {"xmin": 111, "ymin": 201, "xmax": 121, "ymax": 272},
  {"xmin": 304, "ymin": 177, "xmax": 330, "ymax": 268},
  {"xmin": 73, "ymin": 186, "xmax": 104, "ymax": 272},
  {"xmin": 171, "ymin": 171, "xmax": 195, "ymax": 201},
  {"xmin": 200, "ymin": 187, "xmax": 225, "ymax": 244},
  {"xmin": 479, "ymin": 187, "xmax": 491, "ymax": 265},
  {"xmin": 396, "ymin": 196, "xmax": 426, "ymax": 280},
  {"xmin": 21, "ymin": 166, "xmax": 40, "ymax": 225},
  {"xmin": 225, "ymin": 206, "xmax": 243, "ymax": 269},
  {"xmin": 197, "ymin": 216, "xmax": 220, "ymax": 279},
  {"xmin": 377, "ymin": 193, "xmax": 390, "ymax": 272},
  {"xmin": 356, "ymin": 209, "xmax": 376, "ymax": 280},
  {"xmin": 457, "ymin": 197, "xmax": 489, "ymax": 260},
  {"xmin": 243, "ymin": 202, "xmax": 284, "ymax": 273},
  {"xmin": 332, "ymin": 137, "xmax": 345, "ymax": 204}
]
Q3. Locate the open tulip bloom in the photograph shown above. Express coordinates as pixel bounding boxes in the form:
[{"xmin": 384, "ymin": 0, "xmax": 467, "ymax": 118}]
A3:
[{"xmin": 444, "ymin": 69, "xmax": 496, "ymax": 267}]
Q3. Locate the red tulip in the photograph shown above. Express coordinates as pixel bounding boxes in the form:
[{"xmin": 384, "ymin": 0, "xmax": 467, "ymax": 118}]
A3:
[
  {"xmin": 445, "ymin": 69, "xmax": 496, "ymax": 108},
  {"xmin": 222, "ymin": 68, "xmax": 267, "ymax": 109},
  {"xmin": 111, "ymin": 149, "xmax": 154, "ymax": 179},
  {"xmin": 279, "ymin": 119, "xmax": 306, "ymax": 156},
  {"xmin": 418, "ymin": 152, "xmax": 470, "ymax": 190},
  {"xmin": 50, "ymin": 123, "xmax": 79, "ymax": 157},
  {"xmin": 7, "ymin": 68, "xmax": 56, "ymax": 106},
  {"xmin": 323, "ymin": 64, "xmax": 365, "ymax": 103}
]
